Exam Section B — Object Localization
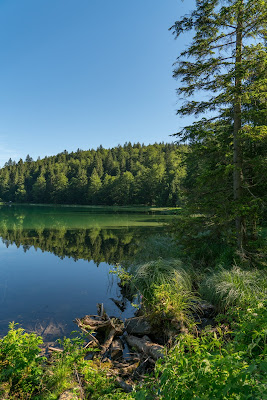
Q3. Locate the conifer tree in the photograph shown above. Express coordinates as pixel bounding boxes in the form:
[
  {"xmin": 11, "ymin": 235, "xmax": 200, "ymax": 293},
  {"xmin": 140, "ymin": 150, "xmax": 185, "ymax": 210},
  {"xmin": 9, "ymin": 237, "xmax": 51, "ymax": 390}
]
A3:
[
  {"xmin": 88, "ymin": 168, "xmax": 102, "ymax": 204},
  {"xmin": 171, "ymin": 0, "xmax": 267, "ymax": 255}
]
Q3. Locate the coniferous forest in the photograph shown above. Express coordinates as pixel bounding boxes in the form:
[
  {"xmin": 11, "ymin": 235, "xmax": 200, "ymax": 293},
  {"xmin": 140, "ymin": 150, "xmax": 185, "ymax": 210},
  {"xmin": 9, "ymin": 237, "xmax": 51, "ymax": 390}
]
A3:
[
  {"xmin": 0, "ymin": 1, "xmax": 267, "ymax": 399},
  {"xmin": 0, "ymin": 143, "xmax": 186, "ymax": 207}
]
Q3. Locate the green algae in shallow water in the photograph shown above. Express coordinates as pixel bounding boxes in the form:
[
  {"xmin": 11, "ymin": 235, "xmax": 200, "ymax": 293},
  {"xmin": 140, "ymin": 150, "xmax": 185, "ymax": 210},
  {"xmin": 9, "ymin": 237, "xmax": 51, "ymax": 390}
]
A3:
[{"xmin": 0, "ymin": 204, "xmax": 178, "ymax": 230}]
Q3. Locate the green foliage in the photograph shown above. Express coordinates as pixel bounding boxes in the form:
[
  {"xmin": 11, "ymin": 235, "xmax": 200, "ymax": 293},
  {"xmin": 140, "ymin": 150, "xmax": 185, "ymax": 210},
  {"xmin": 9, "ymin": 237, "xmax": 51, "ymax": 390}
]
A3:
[
  {"xmin": 200, "ymin": 266, "xmax": 267, "ymax": 311},
  {"xmin": 137, "ymin": 301, "xmax": 267, "ymax": 400},
  {"xmin": 170, "ymin": 0, "xmax": 267, "ymax": 258},
  {"xmin": 130, "ymin": 259, "xmax": 192, "ymax": 302},
  {"xmin": 230, "ymin": 301, "xmax": 267, "ymax": 360},
  {"xmin": 0, "ymin": 326, "xmax": 134, "ymax": 399},
  {"xmin": 143, "ymin": 282, "xmax": 198, "ymax": 330},
  {"xmin": 171, "ymin": 213, "xmax": 235, "ymax": 268},
  {"xmin": 81, "ymin": 360, "xmax": 133, "ymax": 400},
  {"xmin": 110, "ymin": 264, "xmax": 133, "ymax": 287},
  {"xmin": 0, "ymin": 143, "xmax": 187, "ymax": 207},
  {"xmin": 0, "ymin": 322, "xmax": 45, "ymax": 399},
  {"xmin": 43, "ymin": 335, "xmax": 87, "ymax": 397}
]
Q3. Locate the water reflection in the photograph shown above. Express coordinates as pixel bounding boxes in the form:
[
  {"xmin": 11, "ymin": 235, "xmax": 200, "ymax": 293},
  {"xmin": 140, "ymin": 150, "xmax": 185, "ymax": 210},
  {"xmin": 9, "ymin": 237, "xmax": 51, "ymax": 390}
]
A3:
[
  {"xmin": 0, "ymin": 205, "xmax": 171, "ymax": 341},
  {"xmin": 0, "ymin": 227, "xmax": 152, "ymax": 265}
]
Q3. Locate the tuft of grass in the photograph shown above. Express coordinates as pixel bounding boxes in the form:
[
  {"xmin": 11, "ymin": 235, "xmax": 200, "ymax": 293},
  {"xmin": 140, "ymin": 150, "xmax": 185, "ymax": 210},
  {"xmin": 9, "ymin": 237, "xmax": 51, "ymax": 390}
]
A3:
[
  {"xmin": 130, "ymin": 258, "xmax": 192, "ymax": 301},
  {"xmin": 129, "ymin": 259, "xmax": 198, "ymax": 329},
  {"xmin": 200, "ymin": 266, "xmax": 267, "ymax": 311},
  {"xmin": 144, "ymin": 281, "xmax": 199, "ymax": 330}
]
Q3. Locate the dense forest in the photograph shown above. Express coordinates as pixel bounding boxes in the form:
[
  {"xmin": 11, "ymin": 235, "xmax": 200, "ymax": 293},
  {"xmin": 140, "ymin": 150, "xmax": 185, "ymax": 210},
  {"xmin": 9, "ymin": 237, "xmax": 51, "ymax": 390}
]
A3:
[{"xmin": 0, "ymin": 143, "xmax": 186, "ymax": 207}]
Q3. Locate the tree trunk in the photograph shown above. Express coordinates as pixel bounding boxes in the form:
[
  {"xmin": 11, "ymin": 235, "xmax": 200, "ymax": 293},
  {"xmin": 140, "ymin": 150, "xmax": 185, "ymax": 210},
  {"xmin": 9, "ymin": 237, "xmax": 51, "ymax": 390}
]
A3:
[{"xmin": 233, "ymin": 1, "xmax": 244, "ymax": 253}]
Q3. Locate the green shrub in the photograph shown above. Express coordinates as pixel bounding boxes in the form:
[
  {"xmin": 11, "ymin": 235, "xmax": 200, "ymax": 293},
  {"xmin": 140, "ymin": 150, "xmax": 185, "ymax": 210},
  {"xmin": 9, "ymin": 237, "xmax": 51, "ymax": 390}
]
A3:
[
  {"xmin": 0, "ymin": 326, "xmax": 133, "ymax": 400},
  {"xmin": 0, "ymin": 322, "xmax": 44, "ymax": 399},
  {"xmin": 41, "ymin": 335, "xmax": 88, "ymax": 398},
  {"xmin": 135, "ymin": 301, "xmax": 267, "ymax": 400},
  {"xmin": 230, "ymin": 301, "xmax": 267, "ymax": 359}
]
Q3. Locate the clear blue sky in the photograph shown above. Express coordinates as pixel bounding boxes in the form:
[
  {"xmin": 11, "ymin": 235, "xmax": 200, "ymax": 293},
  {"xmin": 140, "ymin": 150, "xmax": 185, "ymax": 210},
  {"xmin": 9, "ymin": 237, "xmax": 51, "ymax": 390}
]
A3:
[{"xmin": 0, "ymin": 0, "xmax": 195, "ymax": 166}]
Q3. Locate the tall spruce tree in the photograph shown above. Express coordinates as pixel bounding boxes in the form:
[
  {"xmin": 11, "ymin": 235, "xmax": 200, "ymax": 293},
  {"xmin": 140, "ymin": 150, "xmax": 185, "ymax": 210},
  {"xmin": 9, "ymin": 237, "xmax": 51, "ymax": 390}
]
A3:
[{"xmin": 171, "ymin": 0, "xmax": 267, "ymax": 255}]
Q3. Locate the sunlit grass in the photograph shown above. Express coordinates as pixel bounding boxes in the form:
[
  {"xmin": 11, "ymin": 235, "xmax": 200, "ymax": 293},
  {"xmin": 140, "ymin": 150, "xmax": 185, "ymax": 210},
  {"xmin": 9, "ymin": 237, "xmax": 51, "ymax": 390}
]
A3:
[
  {"xmin": 200, "ymin": 266, "xmax": 267, "ymax": 310},
  {"xmin": 131, "ymin": 258, "xmax": 191, "ymax": 300}
]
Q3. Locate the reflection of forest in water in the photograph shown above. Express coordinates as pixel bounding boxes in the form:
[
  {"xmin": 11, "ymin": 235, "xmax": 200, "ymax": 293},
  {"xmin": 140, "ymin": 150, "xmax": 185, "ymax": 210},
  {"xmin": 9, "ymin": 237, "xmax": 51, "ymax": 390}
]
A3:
[
  {"xmin": 0, "ymin": 226, "xmax": 163, "ymax": 265},
  {"xmin": 0, "ymin": 204, "xmax": 171, "ymax": 264},
  {"xmin": 0, "ymin": 206, "xmax": 171, "ymax": 341}
]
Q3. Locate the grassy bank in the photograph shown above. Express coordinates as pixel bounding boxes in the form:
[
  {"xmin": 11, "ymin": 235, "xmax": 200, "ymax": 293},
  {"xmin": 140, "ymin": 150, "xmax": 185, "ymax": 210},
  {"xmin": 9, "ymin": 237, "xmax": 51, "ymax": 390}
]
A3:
[
  {"xmin": 1, "ymin": 236, "xmax": 266, "ymax": 399},
  {"xmin": 1, "ymin": 300, "xmax": 266, "ymax": 399}
]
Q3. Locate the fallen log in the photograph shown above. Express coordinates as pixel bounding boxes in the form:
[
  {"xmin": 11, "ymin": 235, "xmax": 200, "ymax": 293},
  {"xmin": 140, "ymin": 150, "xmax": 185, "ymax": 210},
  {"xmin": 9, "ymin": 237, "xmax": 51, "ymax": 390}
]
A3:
[
  {"xmin": 100, "ymin": 328, "xmax": 116, "ymax": 356},
  {"xmin": 125, "ymin": 335, "xmax": 165, "ymax": 361},
  {"xmin": 100, "ymin": 318, "xmax": 124, "ymax": 356}
]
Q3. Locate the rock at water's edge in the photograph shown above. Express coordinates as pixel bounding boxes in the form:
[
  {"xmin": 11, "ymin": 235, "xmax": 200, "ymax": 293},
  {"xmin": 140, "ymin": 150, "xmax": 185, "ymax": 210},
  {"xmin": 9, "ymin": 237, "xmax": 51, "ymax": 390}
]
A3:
[{"xmin": 125, "ymin": 316, "xmax": 152, "ymax": 335}]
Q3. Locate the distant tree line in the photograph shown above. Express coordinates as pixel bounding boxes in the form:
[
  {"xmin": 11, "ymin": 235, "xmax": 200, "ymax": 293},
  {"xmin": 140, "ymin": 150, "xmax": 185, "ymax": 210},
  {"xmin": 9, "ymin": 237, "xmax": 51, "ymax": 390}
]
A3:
[{"xmin": 0, "ymin": 143, "xmax": 187, "ymax": 206}]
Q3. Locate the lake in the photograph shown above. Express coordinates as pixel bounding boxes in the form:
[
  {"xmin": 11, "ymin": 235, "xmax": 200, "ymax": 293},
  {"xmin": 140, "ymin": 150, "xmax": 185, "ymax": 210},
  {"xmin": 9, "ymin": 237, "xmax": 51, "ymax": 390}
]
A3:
[{"xmin": 0, "ymin": 204, "xmax": 175, "ymax": 342}]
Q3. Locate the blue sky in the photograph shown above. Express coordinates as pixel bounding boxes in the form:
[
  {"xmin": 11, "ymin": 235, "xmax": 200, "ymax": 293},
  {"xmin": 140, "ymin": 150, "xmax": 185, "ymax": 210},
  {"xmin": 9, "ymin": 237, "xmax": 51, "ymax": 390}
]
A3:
[{"xmin": 0, "ymin": 0, "xmax": 195, "ymax": 165}]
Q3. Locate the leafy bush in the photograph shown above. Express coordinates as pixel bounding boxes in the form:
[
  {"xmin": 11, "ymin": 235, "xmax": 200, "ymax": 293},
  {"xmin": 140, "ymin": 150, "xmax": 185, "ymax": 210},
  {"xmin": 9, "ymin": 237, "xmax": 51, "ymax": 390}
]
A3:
[
  {"xmin": 136, "ymin": 301, "xmax": 267, "ymax": 400},
  {"xmin": 0, "ymin": 322, "xmax": 45, "ymax": 399},
  {"xmin": 41, "ymin": 335, "xmax": 88, "ymax": 398},
  {"xmin": 0, "ymin": 326, "xmax": 134, "ymax": 399}
]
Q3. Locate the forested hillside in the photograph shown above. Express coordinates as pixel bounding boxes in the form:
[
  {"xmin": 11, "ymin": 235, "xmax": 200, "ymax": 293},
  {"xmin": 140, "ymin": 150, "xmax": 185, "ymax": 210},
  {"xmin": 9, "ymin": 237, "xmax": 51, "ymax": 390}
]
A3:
[{"xmin": 0, "ymin": 143, "xmax": 186, "ymax": 206}]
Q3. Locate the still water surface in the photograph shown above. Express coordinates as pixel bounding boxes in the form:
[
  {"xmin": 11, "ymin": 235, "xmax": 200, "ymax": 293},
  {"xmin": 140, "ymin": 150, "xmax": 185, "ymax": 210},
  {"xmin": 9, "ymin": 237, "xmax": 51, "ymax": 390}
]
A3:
[{"xmin": 0, "ymin": 205, "xmax": 174, "ymax": 341}]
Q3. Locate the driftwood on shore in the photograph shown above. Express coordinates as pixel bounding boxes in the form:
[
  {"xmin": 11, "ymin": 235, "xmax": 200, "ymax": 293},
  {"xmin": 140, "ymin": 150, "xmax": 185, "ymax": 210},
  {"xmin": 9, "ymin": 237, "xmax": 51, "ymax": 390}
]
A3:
[
  {"xmin": 74, "ymin": 304, "xmax": 124, "ymax": 359},
  {"xmin": 48, "ymin": 298, "xmax": 216, "ymax": 396},
  {"xmin": 73, "ymin": 303, "xmax": 167, "ymax": 395},
  {"xmin": 75, "ymin": 305, "xmax": 165, "ymax": 361},
  {"xmin": 48, "ymin": 346, "xmax": 63, "ymax": 353}
]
